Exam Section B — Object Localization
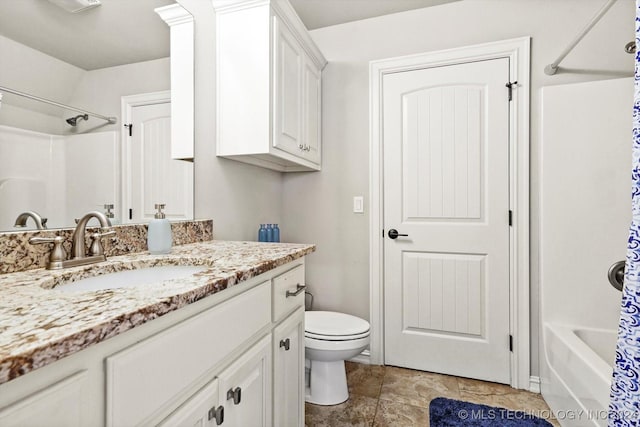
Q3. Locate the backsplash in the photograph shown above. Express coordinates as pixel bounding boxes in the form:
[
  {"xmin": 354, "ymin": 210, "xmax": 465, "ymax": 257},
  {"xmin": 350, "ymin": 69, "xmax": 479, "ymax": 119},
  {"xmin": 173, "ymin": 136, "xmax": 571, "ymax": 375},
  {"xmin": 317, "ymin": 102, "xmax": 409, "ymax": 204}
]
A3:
[{"xmin": 0, "ymin": 220, "xmax": 213, "ymax": 275}]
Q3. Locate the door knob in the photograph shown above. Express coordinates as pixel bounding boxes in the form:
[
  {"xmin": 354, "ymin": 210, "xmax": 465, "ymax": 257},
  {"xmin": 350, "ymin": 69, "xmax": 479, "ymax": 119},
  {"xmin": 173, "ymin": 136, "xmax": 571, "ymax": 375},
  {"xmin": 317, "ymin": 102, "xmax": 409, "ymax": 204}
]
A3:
[{"xmin": 388, "ymin": 229, "xmax": 408, "ymax": 239}]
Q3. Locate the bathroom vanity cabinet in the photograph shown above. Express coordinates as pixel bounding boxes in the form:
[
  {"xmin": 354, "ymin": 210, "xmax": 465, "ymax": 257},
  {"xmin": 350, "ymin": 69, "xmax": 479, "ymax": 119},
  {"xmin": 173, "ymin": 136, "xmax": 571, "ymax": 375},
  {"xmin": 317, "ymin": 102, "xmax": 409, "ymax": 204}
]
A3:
[
  {"xmin": 213, "ymin": 0, "xmax": 327, "ymax": 172},
  {"xmin": 0, "ymin": 259, "xmax": 307, "ymax": 427}
]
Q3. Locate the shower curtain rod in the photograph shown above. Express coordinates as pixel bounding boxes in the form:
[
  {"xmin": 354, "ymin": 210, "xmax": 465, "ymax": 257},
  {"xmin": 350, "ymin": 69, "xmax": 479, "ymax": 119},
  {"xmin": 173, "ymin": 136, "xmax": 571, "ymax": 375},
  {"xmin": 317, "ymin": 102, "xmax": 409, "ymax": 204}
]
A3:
[
  {"xmin": 544, "ymin": 0, "xmax": 617, "ymax": 75},
  {"xmin": 0, "ymin": 85, "xmax": 117, "ymax": 124}
]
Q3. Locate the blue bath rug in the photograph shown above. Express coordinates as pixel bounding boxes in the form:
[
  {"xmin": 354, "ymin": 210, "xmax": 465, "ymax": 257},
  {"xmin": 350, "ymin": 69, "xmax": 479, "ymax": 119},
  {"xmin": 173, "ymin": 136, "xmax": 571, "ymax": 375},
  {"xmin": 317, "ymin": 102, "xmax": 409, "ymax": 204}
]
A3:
[{"xmin": 429, "ymin": 397, "xmax": 553, "ymax": 426}]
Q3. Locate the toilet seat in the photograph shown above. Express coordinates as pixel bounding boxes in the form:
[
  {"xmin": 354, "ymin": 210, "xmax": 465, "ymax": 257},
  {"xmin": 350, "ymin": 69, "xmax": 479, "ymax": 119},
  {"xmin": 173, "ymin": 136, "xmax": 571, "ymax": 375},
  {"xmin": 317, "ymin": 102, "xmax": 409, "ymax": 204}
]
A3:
[
  {"xmin": 305, "ymin": 330, "xmax": 370, "ymax": 341},
  {"xmin": 305, "ymin": 311, "xmax": 370, "ymax": 339}
]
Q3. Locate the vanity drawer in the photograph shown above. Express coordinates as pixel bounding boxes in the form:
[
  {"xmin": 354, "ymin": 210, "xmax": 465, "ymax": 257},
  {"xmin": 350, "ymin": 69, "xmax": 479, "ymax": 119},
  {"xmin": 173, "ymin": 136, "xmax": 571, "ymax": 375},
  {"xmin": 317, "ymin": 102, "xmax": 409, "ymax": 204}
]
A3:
[
  {"xmin": 273, "ymin": 264, "xmax": 305, "ymax": 322},
  {"xmin": 105, "ymin": 281, "xmax": 271, "ymax": 427}
]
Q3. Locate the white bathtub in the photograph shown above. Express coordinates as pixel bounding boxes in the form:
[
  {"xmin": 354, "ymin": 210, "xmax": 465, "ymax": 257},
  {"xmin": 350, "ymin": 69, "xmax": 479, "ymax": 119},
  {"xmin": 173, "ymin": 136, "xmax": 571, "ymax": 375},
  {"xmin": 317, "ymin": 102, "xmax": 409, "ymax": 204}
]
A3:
[{"xmin": 542, "ymin": 323, "xmax": 617, "ymax": 427}]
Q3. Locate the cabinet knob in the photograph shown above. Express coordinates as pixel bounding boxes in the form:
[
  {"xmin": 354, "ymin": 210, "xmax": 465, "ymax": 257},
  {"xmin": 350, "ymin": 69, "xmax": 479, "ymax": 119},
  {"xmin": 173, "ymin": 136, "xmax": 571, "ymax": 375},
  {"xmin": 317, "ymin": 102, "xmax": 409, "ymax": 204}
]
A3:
[
  {"xmin": 227, "ymin": 386, "xmax": 242, "ymax": 405},
  {"xmin": 208, "ymin": 405, "xmax": 224, "ymax": 425},
  {"xmin": 280, "ymin": 338, "xmax": 291, "ymax": 351}
]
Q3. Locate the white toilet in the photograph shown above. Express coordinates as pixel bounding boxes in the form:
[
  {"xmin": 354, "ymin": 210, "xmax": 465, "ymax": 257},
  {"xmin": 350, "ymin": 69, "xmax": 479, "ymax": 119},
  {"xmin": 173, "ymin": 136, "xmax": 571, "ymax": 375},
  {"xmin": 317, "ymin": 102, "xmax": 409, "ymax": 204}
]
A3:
[{"xmin": 304, "ymin": 311, "xmax": 370, "ymax": 405}]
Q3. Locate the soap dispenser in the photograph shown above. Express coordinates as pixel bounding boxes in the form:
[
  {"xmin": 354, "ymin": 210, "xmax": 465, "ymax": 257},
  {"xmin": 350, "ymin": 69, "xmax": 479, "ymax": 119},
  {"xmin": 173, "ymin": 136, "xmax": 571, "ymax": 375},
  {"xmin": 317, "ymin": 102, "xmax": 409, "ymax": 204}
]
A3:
[{"xmin": 148, "ymin": 204, "xmax": 172, "ymax": 254}]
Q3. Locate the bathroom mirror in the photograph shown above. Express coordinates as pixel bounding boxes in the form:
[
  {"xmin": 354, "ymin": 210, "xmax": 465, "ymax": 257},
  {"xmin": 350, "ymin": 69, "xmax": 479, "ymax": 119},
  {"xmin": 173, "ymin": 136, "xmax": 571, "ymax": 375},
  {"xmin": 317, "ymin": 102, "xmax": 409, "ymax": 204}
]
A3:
[{"xmin": 0, "ymin": 0, "xmax": 194, "ymax": 231}]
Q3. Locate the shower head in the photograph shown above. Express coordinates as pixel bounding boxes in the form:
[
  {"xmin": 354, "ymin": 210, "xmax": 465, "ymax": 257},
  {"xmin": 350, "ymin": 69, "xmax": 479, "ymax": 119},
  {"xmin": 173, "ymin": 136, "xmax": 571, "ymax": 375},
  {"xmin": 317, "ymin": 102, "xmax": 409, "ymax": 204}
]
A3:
[{"xmin": 66, "ymin": 114, "xmax": 88, "ymax": 126}]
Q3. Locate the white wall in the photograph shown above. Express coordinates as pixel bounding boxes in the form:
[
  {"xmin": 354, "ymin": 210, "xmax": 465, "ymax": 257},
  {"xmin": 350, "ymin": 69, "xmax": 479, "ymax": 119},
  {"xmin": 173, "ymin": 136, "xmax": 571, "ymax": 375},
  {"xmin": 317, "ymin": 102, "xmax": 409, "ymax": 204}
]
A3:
[
  {"xmin": 0, "ymin": 35, "xmax": 84, "ymax": 134},
  {"xmin": 68, "ymin": 58, "xmax": 170, "ymax": 134},
  {"xmin": 282, "ymin": 0, "xmax": 635, "ymax": 377},
  {"xmin": 177, "ymin": 0, "xmax": 283, "ymax": 241}
]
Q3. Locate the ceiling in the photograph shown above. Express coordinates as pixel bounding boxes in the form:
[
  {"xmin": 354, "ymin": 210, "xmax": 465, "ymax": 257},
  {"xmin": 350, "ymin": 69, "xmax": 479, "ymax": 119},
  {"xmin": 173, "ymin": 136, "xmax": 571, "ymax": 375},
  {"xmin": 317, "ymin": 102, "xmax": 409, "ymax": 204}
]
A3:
[
  {"xmin": 290, "ymin": 0, "xmax": 458, "ymax": 30},
  {"xmin": 0, "ymin": 0, "xmax": 174, "ymax": 70},
  {"xmin": 0, "ymin": 0, "xmax": 457, "ymax": 71}
]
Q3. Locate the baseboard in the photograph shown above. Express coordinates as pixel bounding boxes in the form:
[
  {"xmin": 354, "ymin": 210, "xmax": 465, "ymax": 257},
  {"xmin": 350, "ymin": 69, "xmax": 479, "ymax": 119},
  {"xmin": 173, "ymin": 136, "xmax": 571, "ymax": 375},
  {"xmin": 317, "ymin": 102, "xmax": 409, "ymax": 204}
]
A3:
[
  {"xmin": 529, "ymin": 375, "xmax": 541, "ymax": 393},
  {"xmin": 348, "ymin": 349, "xmax": 371, "ymax": 365}
]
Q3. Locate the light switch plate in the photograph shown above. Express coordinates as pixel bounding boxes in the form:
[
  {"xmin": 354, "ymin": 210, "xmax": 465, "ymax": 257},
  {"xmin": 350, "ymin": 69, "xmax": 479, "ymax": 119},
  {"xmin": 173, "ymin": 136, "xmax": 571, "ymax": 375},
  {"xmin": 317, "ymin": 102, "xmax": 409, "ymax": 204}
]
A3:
[{"xmin": 353, "ymin": 196, "xmax": 364, "ymax": 213}]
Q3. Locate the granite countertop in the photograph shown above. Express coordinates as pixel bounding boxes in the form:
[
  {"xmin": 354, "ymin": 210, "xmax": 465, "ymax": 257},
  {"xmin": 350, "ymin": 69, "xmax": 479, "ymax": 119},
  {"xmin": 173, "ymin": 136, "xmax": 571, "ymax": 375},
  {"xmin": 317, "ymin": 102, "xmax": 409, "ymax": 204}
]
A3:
[{"xmin": 0, "ymin": 240, "xmax": 315, "ymax": 385}]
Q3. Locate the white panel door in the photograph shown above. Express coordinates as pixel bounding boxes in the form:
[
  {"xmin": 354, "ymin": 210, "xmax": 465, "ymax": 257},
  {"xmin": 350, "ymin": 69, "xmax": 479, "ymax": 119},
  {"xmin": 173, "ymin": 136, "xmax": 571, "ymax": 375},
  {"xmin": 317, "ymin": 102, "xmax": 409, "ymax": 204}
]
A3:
[
  {"xmin": 383, "ymin": 58, "xmax": 511, "ymax": 383},
  {"xmin": 128, "ymin": 102, "xmax": 193, "ymax": 223}
]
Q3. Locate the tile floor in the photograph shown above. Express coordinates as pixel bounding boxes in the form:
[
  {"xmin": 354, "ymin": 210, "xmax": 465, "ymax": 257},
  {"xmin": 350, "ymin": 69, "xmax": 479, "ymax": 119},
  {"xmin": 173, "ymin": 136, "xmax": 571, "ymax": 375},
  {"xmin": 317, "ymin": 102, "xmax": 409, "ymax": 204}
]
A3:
[{"xmin": 305, "ymin": 362, "xmax": 559, "ymax": 427}]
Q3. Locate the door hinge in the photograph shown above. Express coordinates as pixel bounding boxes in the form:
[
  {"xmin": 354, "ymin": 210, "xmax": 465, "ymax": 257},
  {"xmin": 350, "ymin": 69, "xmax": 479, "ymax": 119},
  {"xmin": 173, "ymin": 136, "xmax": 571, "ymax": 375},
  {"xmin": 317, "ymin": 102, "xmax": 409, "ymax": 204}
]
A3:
[
  {"xmin": 509, "ymin": 334, "xmax": 514, "ymax": 352},
  {"xmin": 124, "ymin": 123, "xmax": 133, "ymax": 136},
  {"xmin": 508, "ymin": 210, "xmax": 513, "ymax": 226},
  {"xmin": 128, "ymin": 208, "xmax": 133, "ymax": 220},
  {"xmin": 506, "ymin": 81, "xmax": 518, "ymax": 101}
]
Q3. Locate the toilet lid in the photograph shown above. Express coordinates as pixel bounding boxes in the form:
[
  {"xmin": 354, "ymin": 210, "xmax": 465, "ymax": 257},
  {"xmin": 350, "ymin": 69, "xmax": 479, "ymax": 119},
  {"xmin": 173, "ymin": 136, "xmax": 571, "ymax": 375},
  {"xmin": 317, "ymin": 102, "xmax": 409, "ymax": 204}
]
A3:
[{"xmin": 305, "ymin": 311, "xmax": 370, "ymax": 337}]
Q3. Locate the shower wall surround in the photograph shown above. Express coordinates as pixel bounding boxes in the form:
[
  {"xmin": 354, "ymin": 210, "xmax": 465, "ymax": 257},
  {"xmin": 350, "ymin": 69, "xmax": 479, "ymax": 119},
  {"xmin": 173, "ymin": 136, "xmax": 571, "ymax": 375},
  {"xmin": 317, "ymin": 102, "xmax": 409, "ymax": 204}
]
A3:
[
  {"xmin": 0, "ymin": 125, "xmax": 118, "ymax": 230},
  {"xmin": 0, "ymin": 219, "xmax": 213, "ymax": 275}
]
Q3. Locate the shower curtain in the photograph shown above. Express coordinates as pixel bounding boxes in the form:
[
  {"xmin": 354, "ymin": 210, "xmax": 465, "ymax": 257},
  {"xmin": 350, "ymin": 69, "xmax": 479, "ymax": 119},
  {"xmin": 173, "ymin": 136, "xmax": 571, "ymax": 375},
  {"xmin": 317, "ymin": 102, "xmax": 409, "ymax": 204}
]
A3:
[{"xmin": 609, "ymin": 2, "xmax": 640, "ymax": 425}]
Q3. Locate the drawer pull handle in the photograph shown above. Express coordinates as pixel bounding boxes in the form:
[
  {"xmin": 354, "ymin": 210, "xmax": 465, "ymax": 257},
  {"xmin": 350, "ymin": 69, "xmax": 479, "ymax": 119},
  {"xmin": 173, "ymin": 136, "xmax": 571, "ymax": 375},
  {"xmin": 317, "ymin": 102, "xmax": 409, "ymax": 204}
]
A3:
[
  {"xmin": 286, "ymin": 284, "xmax": 306, "ymax": 298},
  {"xmin": 280, "ymin": 338, "xmax": 291, "ymax": 351},
  {"xmin": 227, "ymin": 386, "xmax": 242, "ymax": 405},
  {"xmin": 208, "ymin": 405, "xmax": 224, "ymax": 425}
]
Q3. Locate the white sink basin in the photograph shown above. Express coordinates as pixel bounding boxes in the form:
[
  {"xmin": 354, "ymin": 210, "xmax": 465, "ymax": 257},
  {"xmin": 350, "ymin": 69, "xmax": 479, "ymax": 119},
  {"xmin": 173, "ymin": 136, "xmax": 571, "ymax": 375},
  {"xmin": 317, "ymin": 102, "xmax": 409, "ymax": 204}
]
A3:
[{"xmin": 56, "ymin": 265, "xmax": 209, "ymax": 292}]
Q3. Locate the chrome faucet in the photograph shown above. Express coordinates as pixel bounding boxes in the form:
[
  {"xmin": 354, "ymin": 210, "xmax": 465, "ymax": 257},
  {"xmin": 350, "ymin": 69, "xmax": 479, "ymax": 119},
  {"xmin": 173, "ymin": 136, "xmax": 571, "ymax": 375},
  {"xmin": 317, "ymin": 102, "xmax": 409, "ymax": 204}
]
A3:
[
  {"xmin": 14, "ymin": 211, "xmax": 48, "ymax": 230},
  {"xmin": 29, "ymin": 211, "xmax": 115, "ymax": 270}
]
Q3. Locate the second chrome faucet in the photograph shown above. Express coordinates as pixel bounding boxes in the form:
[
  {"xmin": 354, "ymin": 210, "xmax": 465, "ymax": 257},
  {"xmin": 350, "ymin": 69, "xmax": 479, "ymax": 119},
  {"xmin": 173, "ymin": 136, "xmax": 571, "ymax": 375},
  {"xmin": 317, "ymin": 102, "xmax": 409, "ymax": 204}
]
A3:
[{"xmin": 30, "ymin": 211, "xmax": 115, "ymax": 270}]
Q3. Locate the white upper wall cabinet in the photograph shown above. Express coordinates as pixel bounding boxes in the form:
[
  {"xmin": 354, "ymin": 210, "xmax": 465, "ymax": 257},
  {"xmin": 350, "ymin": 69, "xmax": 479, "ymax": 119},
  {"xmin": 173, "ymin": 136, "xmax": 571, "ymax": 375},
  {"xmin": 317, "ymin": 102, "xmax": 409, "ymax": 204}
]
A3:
[
  {"xmin": 155, "ymin": 4, "xmax": 195, "ymax": 160},
  {"xmin": 213, "ymin": 0, "xmax": 327, "ymax": 172}
]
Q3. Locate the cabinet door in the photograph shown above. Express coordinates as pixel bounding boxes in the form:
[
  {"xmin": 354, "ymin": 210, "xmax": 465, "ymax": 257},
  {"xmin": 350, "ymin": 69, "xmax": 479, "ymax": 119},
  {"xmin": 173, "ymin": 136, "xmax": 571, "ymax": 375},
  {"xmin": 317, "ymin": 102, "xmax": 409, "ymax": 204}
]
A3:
[
  {"xmin": 273, "ymin": 15, "xmax": 303, "ymax": 156},
  {"xmin": 218, "ymin": 335, "xmax": 272, "ymax": 427},
  {"xmin": 0, "ymin": 371, "xmax": 89, "ymax": 427},
  {"xmin": 301, "ymin": 57, "xmax": 322, "ymax": 165},
  {"xmin": 159, "ymin": 378, "xmax": 221, "ymax": 427},
  {"xmin": 273, "ymin": 307, "xmax": 304, "ymax": 427}
]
